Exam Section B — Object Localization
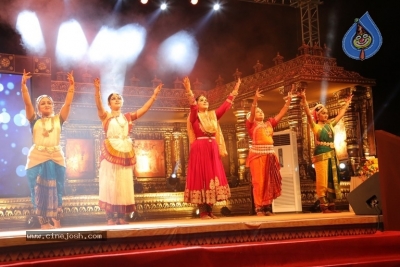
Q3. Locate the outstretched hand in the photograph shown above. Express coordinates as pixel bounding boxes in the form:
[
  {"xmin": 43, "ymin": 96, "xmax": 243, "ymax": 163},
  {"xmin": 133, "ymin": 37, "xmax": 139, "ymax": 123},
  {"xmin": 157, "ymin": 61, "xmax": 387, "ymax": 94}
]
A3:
[
  {"xmin": 94, "ymin": 78, "xmax": 100, "ymax": 89},
  {"xmin": 22, "ymin": 69, "xmax": 32, "ymax": 85},
  {"xmin": 255, "ymin": 88, "xmax": 263, "ymax": 98},
  {"xmin": 182, "ymin": 76, "xmax": 190, "ymax": 92},
  {"xmin": 346, "ymin": 94, "xmax": 353, "ymax": 104},
  {"xmin": 67, "ymin": 71, "xmax": 74, "ymax": 86},
  {"xmin": 154, "ymin": 83, "xmax": 163, "ymax": 96},
  {"xmin": 232, "ymin": 77, "xmax": 241, "ymax": 95}
]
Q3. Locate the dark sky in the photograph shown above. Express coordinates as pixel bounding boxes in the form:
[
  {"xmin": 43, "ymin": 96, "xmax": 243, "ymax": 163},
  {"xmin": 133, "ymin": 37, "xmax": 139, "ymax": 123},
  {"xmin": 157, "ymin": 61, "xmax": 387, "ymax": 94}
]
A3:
[{"xmin": 0, "ymin": 0, "xmax": 399, "ymax": 135}]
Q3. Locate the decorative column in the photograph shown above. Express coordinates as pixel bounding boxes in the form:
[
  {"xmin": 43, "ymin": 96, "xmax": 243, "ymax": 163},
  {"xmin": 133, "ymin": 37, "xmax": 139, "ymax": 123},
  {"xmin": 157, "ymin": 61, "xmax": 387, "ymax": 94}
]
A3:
[
  {"xmin": 182, "ymin": 131, "xmax": 189, "ymax": 177},
  {"xmin": 164, "ymin": 133, "xmax": 173, "ymax": 178},
  {"xmin": 172, "ymin": 130, "xmax": 182, "ymax": 178},
  {"xmin": 335, "ymin": 87, "xmax": 359, "ymax": 175},
  {"xmin": 362, "ymin": 86, "xmax": 376, "ymax": 156},
  {"xmin": 289, "ymin": 82, "xmax": 308, "ymax": 179},
  {"xmin": 233, "ymin": 99, "xmax": 251, "ymax": 183},
  {"xmin": 227, "ymin": 133, "xmax": 236, "ymax": 178}
]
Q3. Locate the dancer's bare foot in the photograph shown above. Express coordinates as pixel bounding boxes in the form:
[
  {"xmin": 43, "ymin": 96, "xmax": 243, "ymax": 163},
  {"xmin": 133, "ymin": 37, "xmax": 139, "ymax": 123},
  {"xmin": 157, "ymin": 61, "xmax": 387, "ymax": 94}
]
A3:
[
  {"xmin": 208, "ymin": 212, "xmax": 219, "ymax": 219},
  {"xmin": 117, "ymin": 218, "xmax": 129, "ymax": 225},
  {"xmin": 51, "ymin": 218, "xmax": 61, "ymax": 228},
  {"xmin": 41, "ymin": 223, "xmax": 54, "ymax": 229}
]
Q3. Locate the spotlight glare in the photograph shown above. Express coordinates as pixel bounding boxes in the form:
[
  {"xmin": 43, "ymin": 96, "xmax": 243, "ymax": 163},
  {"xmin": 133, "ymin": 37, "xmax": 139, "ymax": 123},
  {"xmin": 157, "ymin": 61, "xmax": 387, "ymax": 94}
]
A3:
[
  {"xmin": 213, "ymin": 3, "xmax": 220, "ymax": 11},
  {"xmin": 141, "ymin": 0, "xmax": 148, "ymax": 4},
  {"xmin": 339, "ymin": 162, "xmax": 346, "ymax": 170},
  {"xmin": 160, "ymin": 3, "xmax": 167, "ymax": 10},
  {"xmin": 16, "ymin": 11, "xmax": 46, "ymax": 55},
  {"xmin": 56, "ymin": 19, "xmax": 88, "ymax": 68},
  {"xmin": 171, "ymin": 173, "xmax": 177, "ymax": 178},
  {"xmin": 191, "ymin": 0, "xmax": 198, "ymax": 5}
]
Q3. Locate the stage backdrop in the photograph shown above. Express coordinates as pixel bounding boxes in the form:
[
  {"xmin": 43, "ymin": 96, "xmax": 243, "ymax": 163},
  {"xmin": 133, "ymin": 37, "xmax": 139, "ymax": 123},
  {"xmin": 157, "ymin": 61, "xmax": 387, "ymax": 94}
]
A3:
[{"xmin": 0, "ymin": 73, "xmax": 32, "ymax": 197}]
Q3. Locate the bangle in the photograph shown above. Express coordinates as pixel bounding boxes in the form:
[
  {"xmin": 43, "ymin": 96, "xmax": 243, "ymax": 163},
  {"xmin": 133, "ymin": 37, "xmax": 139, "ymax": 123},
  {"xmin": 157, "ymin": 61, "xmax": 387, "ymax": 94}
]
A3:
[
  {"xmin": 68, "ymin": 89, "xmax": 74, "ymax": 93},
  {"xmin": 252, "ymin": 103, "xmax": 257, "ymax": 107},
  {"xmin": 151, "ymin": 96, "xmax": 157, "ymax": 101},
  {"xmin": 186, "ymin": 92, "xmax": 194, "ymax": 97}
]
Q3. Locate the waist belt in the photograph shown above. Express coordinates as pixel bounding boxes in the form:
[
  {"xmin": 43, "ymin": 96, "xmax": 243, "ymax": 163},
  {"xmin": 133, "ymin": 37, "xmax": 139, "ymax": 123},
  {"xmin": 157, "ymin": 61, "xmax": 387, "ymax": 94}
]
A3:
[
  {"xmin": 250, "ymin": 144, "xmax": 275, "ymax": 154},
  {"xmin": 108, "ymin": 135, "xmax": 130, "ymax": 140},
  {"xmin": 316, "ymin": 141, "xmax": 335, "ymax": 148},
  {"xmin": 34, "ymin": 145, "xmax": 61, "ymax": 154},
  {"xmin": 197, "ymin": 136, "xmax": 215, "ymax": 142}
]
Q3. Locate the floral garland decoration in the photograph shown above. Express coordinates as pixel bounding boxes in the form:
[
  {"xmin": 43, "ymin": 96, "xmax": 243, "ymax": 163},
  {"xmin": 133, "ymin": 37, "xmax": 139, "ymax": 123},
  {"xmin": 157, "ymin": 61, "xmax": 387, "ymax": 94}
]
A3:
[{"xmin": 356, "ymin": 158, "xmax": 379, "ymax": 178}]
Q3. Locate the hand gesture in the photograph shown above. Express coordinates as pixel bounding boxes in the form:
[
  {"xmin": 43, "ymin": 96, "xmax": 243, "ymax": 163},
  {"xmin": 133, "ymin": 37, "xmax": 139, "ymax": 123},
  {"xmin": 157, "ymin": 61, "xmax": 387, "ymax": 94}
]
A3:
[
  {"xmin": 346, "ymin": 94, "xmax": 353, "ymax": 104},
  {"xmin": 182, "ymin": 76, "xmax": 191, "ymax": 92},
  {"xmin": 298, "ymin": 90, "xmax": 306, "ymax": 102},
  {"xmin": 255, "ymin": 88, "xmax": 263, "ymax": 99},
  {"xmin": 232, "ymin": 77, "xmax": 241, "ymax": 95},
  {"xmin": 67, "ymin": 71, "xmax": 74, "ymax": 86},
  {"xmin": 287, "ymin": 89, "xmax": 293, "ymax": 102},
  {"xmin": 154, "ymin": 83, "xmax": 163, "ymax": 96},
  {"xmin": 94, "ymin": 78, "xmax": 100, "ymax": 89},
  {"xmin": 22, "ymin": 69, "xmax": 32, "ymax": 85}
]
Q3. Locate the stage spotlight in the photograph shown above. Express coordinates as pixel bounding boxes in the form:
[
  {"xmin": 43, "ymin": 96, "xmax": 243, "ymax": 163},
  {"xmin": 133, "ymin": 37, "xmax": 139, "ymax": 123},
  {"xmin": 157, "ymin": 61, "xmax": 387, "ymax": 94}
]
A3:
[
  {"xmin": 141, "ymin": 0, "xmax": 148, "ymax": 4},
  {"xmin": 213, "ymin": 3, "xmax": 220, "ymax": 11},
  {"xmin": 191, "ymin": 0, "xmax": 198, "ymax": 4},
  {"xmin": 228, "ymin": 176, "xmax": 239, "ymax": 188},
  {"xmin": 307, "ymin": 164, "xmax": 316, "ymax": 181},
  {"xmin": 160, "ymin": 3, "xmax": 167, "ymax": 10},
  {"xmin": 128, "ymin": 211, "xmax": 141, "ymax": 221},
  {"xmin": 193, "ymin": 207, "xmax": 200, "ymax": 218},
  {"xmin": 134, "ymin": 182, "xmax": 144, "ymax": 193},
  {"xmin": 338, "ymin": 161, "xmax": 350, "ymax": 181},
  {"xmin": 220, "ymin": 206, "xmax": 232, "ymax": 216}
]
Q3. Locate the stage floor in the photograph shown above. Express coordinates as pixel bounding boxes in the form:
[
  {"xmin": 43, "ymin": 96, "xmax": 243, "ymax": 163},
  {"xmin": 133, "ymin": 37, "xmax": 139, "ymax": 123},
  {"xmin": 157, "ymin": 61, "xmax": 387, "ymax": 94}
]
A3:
[{"xmin": 0, "ymin": 211, "xmax": 381, "ymax": 248}]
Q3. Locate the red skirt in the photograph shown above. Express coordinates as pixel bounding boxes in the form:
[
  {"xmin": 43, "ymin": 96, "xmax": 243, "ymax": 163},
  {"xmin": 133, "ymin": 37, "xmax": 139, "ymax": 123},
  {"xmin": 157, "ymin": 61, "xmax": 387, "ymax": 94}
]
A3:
[{"xmin": 184, "ymin": 138, "xmax": 231, "ymax": 204}]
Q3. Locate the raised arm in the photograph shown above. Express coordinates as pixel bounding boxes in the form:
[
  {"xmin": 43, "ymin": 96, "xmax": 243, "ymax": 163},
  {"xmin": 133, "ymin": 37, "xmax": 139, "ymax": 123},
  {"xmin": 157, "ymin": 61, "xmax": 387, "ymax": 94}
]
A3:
[
  {"xmin": 183, "ymin": 76, "xmax": 195, "ymax": 105},
  {"xmin": 136, "ymin": 83, "xmax": 163, "ymax": 119},
  {"xmin": 215, "ymin": 77, "xmax": 241, "ymax": 118},
  {"xmin": 21, "ymin": 69, "xmax": 35, "ymax": 121},
  {"xmin": 59, "ymin": 71, "xmax": 75, "ymax": 122},
  {"xmin": 300, "ymin": 90, "xmax": 315, "ymax": 127},
  {"xmin": 333, "ymin": 94, "xmax": 352, "ymax": 124},
  {"xmin": 247, "ymin": 88, "xmax": 263, "ymax": 122},
  {"xmin": 94, "ymin": 78, "xmax": 106, "ymax": 120},
  {"xmin": 274, "ymin": 85, "xmax": 293, "ymax": 123}
]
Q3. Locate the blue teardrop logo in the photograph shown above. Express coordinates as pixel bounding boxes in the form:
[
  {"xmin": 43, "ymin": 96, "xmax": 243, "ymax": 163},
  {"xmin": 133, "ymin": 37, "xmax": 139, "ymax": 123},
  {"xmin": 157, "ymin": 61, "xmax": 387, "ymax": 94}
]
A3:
[{"xmin": 342, "ymin": 11, "xmax": 382, "ymax": 61}]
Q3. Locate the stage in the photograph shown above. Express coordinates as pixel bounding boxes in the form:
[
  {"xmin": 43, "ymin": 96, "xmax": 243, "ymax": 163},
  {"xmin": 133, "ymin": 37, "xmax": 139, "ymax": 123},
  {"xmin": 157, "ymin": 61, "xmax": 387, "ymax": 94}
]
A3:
[{"xmin": 1, "ymin": 212, "xmax": 400, "ymax": 266}]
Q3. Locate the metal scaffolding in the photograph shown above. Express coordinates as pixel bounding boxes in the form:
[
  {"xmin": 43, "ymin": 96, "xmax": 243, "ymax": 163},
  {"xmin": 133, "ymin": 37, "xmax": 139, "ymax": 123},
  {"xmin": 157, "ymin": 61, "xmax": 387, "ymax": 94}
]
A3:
[{"xmin": 238, "ymin": 0, "xmax": 323, "ymax": 46}]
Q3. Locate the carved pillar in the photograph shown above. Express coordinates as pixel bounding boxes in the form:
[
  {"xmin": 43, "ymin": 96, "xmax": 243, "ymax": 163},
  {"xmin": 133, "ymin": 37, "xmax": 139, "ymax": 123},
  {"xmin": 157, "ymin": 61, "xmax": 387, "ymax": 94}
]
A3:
[
  {"xmin": 335, "ymin": 87, "xmax": 359, "ymax": 175},
  {"xmin": 93, "ymin": 128, "xmax": 102, "ymax": 179},
  {"xmin": 233, "ymin": 99, "xmax": 251, "ymax": 183},
  {"xmin": 227, "ymin": 133, "xmax": 236, "ymax": 178},
  {"xmin": 172, "ymin": 131, "xmax": 182, "ymax": 178},
  {"xmin": 290, "ymin": 82, "xmax": 308, "ymax": 179},
  {"xmin": 164, "ymin": 133, "xmax": 173, "ymax": 178},
  {"xmin": 182, "ymin": 131, "xmax": 189, "ymax": 177},
  {"xmin": 365, "ymin": 86, "xmax": 376, "ymax": 156}
]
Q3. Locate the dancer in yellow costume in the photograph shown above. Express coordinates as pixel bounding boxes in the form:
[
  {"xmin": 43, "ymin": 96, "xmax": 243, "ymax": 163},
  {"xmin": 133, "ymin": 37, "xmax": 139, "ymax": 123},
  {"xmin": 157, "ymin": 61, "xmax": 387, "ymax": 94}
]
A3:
[{"xmin": 301, "ymin": 91, "xmax": 352, "ymax": 212}]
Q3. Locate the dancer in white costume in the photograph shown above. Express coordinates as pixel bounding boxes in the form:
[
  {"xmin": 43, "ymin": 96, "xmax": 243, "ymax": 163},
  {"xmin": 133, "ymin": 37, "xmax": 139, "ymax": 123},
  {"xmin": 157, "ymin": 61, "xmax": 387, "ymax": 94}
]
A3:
[{"xmin": 94, "ymin": 78, "xmax": 162, "ymax": 225}]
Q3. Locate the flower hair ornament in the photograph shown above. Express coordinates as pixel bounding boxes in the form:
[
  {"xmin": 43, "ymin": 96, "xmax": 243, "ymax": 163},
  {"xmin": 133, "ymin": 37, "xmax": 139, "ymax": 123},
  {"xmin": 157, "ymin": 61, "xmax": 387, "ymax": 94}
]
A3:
[
  {"xmin": 311, "ymin": 103, "xmax": 326, "ymax": 122},
  {"xmin": 36, "ymin": 95, "xmax": 54, "ymax": 117}
]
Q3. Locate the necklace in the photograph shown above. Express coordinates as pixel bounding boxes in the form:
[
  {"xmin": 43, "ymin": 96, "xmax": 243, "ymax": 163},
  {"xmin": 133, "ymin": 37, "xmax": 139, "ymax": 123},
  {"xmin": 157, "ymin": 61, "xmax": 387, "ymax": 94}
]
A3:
[
  {"xmin": 41, "ymin": 117, "xmax": 54, "ymax": 137},
  {"xmin": 322, "ymin": 124, "xmax": 333, "ymax": 139},
  {"xmin": 114, "ymin": 114, "xmax": 127, "ymax": 128}
]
